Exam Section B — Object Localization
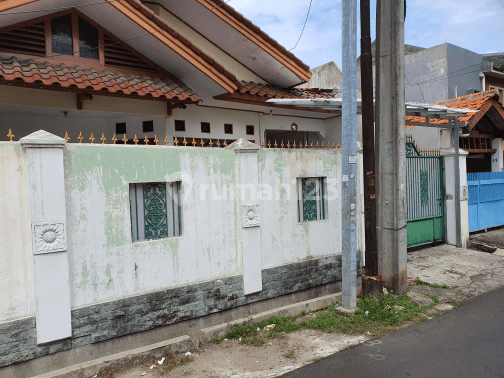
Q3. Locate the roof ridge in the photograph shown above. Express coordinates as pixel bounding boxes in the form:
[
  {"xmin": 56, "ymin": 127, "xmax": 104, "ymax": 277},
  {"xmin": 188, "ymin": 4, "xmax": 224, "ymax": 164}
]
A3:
[{"xmin": 433, "ymin": 89, "xmax": 498, "ymax": 106}]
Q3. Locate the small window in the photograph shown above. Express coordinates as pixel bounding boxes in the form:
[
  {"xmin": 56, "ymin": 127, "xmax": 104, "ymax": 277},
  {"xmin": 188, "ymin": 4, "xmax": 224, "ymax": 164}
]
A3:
[
  {"xmin": 143, "ymin": 120, "xmax": 154, "ymax": 133},
  {"xmin": 51, "ymin": 14, "xmax": 73, "ymax": 55},
  {"xmin": 116, "ymin": 122, "xmax": 126, "ymax": 135},
  {"xmin": 246, "ymin": 125, "xmax": 255, "ymax": 135},
  {"xmin": 78, "ymin": 17, "xmax": 99, "ymax": 59},
  {"xmin": 174, "ymin": 120, "xmax": 186, "ymax": 132},
  {"xmin": 201, "ymin": 122, "xmax": 211, "ymax": 133},
  {"xmin": 130, "ymin": 182, "xmax": 182, "ymax": 242},
  {"xmin": 224, "ymin": 123, "xmax": 233, "ymax": 134},
  {"xmin": 298, "ymin": 177, "xmax": 326, "ymax": 222}
]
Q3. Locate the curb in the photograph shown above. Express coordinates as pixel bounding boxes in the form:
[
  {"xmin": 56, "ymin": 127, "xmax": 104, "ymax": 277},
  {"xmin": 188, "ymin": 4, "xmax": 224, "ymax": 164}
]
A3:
[{"xmin": 31, "ymin": 335, "xmax": 193, "ymax": 378}]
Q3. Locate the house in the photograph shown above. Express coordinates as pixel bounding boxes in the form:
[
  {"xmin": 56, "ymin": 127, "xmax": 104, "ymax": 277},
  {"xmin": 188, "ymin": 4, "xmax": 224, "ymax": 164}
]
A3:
[{"xmin": 0, "ymin": 1, "xmax": 364, "ymax": 376}]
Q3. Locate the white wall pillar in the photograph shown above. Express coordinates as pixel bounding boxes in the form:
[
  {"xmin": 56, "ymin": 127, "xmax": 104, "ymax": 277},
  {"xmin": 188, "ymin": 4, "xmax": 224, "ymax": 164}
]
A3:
[
  {"xmin": 441, "ymin": 147, "xmax": 469, "ymax": 248},
  {"xmin": 20, "ymin": 130, "xmax": 72, "ymax": 344},
  {"xmin": 491, "ymin": 138, "xmax": 503, "ymax": 172},
  {"xmin": 227, "ymin": 139, "xmax": 262, "ymax": 295}
]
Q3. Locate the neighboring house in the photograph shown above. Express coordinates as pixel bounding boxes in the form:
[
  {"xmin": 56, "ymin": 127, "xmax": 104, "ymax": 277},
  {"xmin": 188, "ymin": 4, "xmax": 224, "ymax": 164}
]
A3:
[
  {"xmin": 0, "ymin": 1, "xmax": 364, "ymax": 376},
  {"xmin": 481, "ymin": 53, "xmax": 504, "ymax": 99},
  {"xmin": 406, "ymin": 89, "xmax": 504, "ymax": 173},
  {"xmin": 297, "ymin": 61, "xmax": 343, "ymax": 94}
]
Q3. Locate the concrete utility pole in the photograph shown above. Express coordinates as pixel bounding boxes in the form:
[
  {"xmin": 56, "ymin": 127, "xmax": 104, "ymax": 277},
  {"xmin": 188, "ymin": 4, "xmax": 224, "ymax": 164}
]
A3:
[
  {"xmin": 341, "ymin": 0, "xmax": 358, "ymax": 309},
  {"xmin": 375, "ymin": 0, "xmax": 407, "ymax": 295}
]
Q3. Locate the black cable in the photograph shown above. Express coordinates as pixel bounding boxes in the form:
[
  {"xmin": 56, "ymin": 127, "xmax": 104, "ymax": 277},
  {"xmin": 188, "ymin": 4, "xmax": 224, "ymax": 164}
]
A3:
[{"xmin": 289, "ymin": 0, "xmax": 313, "ymax": 51}]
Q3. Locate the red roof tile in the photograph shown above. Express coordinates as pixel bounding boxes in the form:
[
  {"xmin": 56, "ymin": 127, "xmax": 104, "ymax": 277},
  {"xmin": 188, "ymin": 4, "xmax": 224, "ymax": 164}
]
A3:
[
  {"xmin": 0, "ymin": 57, "xmax": 200, "ymax": 102},
  {"xmin": 240, "ymin": 81, "xmax": 335, "ymax": 99}
]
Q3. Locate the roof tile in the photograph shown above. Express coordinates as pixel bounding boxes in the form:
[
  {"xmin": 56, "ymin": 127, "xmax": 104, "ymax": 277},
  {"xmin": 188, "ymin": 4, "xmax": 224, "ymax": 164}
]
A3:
[
  {"xmin": 240, "ymin": 81, "xmax": 336, "ymax": 100},
  {"xmin": 0, "ymin": 57, "xmax": 200, "ymax": 102}
]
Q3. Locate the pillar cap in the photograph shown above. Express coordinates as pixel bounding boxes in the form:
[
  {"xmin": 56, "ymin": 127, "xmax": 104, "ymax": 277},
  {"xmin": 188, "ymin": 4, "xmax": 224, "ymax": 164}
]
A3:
[
  {"xmin": 226, "ymin": 138, "xmax": 259, "ymax": 152},
  {"xmin": 440, "ymin": 147, "xmax": 469, "ymax": 156},
  {"xmin": 20, "ymin": 130, "xmax": 66, "ymax": 148}
]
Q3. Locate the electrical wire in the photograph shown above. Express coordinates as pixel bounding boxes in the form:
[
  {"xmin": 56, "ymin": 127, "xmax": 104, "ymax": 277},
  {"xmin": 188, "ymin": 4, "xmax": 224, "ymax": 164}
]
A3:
[
  {"xmin": 1, "ymin": 0, "xmax": 233, "ymax": 64},
  {"xmin": 0, "ymin": 0, "xmax": 121, "ymax": 16},
  {"xmin": 289, "ymin": 0, "xmax": 313, "ymax": 51}
]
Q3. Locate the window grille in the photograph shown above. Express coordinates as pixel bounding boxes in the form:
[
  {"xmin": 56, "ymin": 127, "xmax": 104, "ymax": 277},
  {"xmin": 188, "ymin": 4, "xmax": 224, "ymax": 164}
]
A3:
[
  {"xmin": 201, "ymin": 122, "xmax": 211, "ymax": 133},
  {"xmin": 246, "ymin": 125, "xmax": 255, "ymax": 135},
  {"xmin": 224, "ymin": 123, "xmax": 233, "ymax": 134},
  {"xmin": 142, "ymin": 120, "xmax": 154, "ymax": 133},
  {"xmin": 129, "ymin": 182, "xmax": 182, "ymax": 242},
  {"xmin": 298, "ymin": 177, "xmax": 326, "ymax": 222},
  {"xmin": 116, "ymin": 122, "xmax": 126, "ymax": 135},
  {"xmin": 0, "ymin": 22, "xmax": 45, "ymax": 56},
  {"xmin": 174, "ymin": 120, "xmax": 186, "ymax": 132}
]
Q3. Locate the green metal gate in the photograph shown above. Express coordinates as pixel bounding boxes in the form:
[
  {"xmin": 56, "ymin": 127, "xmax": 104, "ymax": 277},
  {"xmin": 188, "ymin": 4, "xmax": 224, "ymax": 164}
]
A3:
[{"xmin": 406, "ymin": 142, "xmax": 445, "ymax": 248}]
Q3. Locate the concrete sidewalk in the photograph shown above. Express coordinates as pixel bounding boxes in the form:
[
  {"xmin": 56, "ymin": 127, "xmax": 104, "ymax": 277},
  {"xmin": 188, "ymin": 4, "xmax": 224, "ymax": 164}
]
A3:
[{"xmin": 407, "ymin": 243, "xmax": 504, "ymax": 303}]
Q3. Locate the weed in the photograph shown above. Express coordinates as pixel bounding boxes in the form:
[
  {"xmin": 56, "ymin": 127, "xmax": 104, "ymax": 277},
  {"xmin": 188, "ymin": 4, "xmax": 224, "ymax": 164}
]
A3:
[
  {"xmin": 157, "ymin": 349, "xmax": 194, "ymax": 375},
  {"xmin": 447, "ymin": 300, "xmax": 461, "ymax": 307},
  {"xmin": 241, "ymin": 337, "xmax": 264, "ymax": 346},
  {"xmin": 211, "ymin": 337, "xmax": 223, "ymax": 344},
  {"xmin": 467, "ymin": 293, "xmax": 474, "ymax": 298},
  {"xmin": 285, "ymin": 351, "xmax": 295, "ymax": 359},
  {"xmin": 425, "ymin": 294, "xmax": 439, "ymax": 308},
  {"xmin": 299, "ymin": 310, "xmax": 307, "ymax": 317},
  {"xmin": 311, "ymin": 357, "xmax": 323, "ymax": 362},
  {"xmin": 414, "ymin": 277, "xmax": 450, "ymax": 289}
]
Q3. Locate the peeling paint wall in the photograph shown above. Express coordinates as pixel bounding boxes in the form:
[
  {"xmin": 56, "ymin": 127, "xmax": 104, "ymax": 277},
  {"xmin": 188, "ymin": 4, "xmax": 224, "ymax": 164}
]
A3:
[
  {"xmin": 65, "ymin": 144, "xmax": 241, "ymax": 308},
  {"xmin": 258, "ymin": 149, "xmax": 344, "ymax": 268},
  {"xmin": 0, "ymin": 143, "xmax": 35, "ymax": 322}
]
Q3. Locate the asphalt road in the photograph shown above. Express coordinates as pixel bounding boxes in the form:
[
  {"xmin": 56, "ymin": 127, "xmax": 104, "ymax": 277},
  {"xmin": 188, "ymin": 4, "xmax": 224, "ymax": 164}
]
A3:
[{"xmin": 280, "ymin": 286, "xmax": 504, "ymax": 378}]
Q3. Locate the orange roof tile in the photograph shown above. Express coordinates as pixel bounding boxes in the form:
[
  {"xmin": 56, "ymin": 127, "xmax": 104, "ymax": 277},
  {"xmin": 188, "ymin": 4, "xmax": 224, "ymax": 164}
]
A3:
[
  {"xmin": 0, "ymin": 57, "xmax": 200, "ymax": 102},
  {"xmin": 240, "ymin": 81, "xmax": 335, "ymax": 99}
]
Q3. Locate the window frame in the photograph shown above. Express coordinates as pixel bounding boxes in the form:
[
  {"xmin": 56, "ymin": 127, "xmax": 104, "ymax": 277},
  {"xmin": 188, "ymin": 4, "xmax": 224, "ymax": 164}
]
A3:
[
  {"xmin": 224, "ymin": 123, "xmax": 233, "ymax": 134},
  {"xmin": 297, "ymin": 177, "xmax": 327, "ymax": 223},
  {"xmin": 201, "ymin": 122, "xmax": 211, "ymax": 133},
  {"xmin": 246, "ymin": 125, "xmax": 255, "ymax": 135},
  {"xmin": 174, "ymin": 120, "xmax": 186, "ymax": 132}
]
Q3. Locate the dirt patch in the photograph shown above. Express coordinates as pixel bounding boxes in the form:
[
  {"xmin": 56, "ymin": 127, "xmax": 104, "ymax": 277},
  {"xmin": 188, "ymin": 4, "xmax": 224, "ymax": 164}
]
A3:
[{"xmin": 114, "ymin": 331, "xmax": 367, "ymax": 378}]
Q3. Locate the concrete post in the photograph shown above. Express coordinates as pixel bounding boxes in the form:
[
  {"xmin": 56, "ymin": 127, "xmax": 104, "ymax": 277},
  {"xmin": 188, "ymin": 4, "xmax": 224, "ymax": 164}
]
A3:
[
  {"xmin": 375, "ymin": 0, "xmax": 407, "ymax": 295},
  {"xmin": 441, "ymin": 147, "xmax": 469, "ymax": 248},
  {"xmin": 20, "ymin": 130, "xmax": 72, "ymax": 345},
  {"xmin": 227, "ymin": 138, "xmax": 262, "ymax": 295},
  {"xmin": 341, "ymin": 0, "xmax": 358, "ymax": 309},
  {"xmin": 491, "ymin": 138, "xmax": 503, "ymax": 172}
]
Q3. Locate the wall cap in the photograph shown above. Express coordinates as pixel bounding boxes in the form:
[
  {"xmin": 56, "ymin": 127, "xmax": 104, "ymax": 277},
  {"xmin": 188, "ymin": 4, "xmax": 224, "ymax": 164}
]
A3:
[
  {"xmin": 20, "ymin": 130, "xmax": 66, "ymax": 148},
  {"xmin": 440, "ymin": 147, "xmax": 469, "ymax": 156},
  {"xmin": 226, "ymin": 138, "xmax": 259, "ymax": 151}
]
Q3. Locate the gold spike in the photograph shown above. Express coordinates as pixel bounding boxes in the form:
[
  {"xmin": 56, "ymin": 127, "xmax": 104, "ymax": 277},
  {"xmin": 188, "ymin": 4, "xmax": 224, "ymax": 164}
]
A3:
[
  {"xmin": 335, "ymin": 142, "xmax": 339, "ymax": 149},
  {"xmin": 164, "ymin": 136, "xmax": 169, "ymax": 145},
  {"xmin": 321, "ymin": 141, "xmax": 325, "ymax": 149},
  {"xmin": 133, "ymin": 135, "xmax": 138, "ymax": 145},
  {"xmin": 183, "ymin": 137, "xmax": 187, "ymax": 146},
  {"xmin": 6, "ymin": 128, "xmax": 14, "ymax": 141},
  {"xmin": 89, "ymin": 132, "xmax": 95, "ymax": 144},
  {"xmin": 268, "ymin": 140, "xmax": 271, "ymax": 148},
  {"xmin": 144, "ymin": 135, "xmax": 149, "ymax": 145},
  {"xmin": 122, "ymin": 133, "xmax": 128, "ymax": 144},
  {"xmin": 304, "ymin": 141, "xmax": 307, "ymax": 148},
  {"xmin": 274, "ymin": 140, "xmax": 278, "ymax": 148},
  {"xmin": 200, "ymin": 138, "xmax": 204, "ymax": 147},
  {"xmin": 154, "ymin": 135, "xmax": 159, "ymax": 145},
  {"xmin": 281, "ymin": 140, "xmax": 284, "ymax": 148},
  {"xmin": 293, "ymin": 141, "xmax": 297, "ymax": 148},
  {"xmin": 309, "ymin": 141, "xmax": 312, "ymax": 148},
  {"xmin": 223, "ymin": 140, "xmax": 228, "ymax": 147},
  {"xmin": 217, "ymin": 139, "xmax": 221, "ymax": 147},
  {"xmin": 112, "ymin": 133, "xmax": 117, "ymax": 144},
  {"xmin": 287, "ymin": 140, "xmax": 290, "ymax": 148},
  {"xmin": 100, "ymin": 133, "xmax": 106, "ymax": 144},
  {"xmin": 300, "ymin": 140, "xmax": 303, "ymax": 148},
  {"xmin": 191, "ymin": 138, "xmax": 196, "ymax": 147},
  {"xmin": 64, "ymin": 131, "xmax": 70, "ymax": 142},
  {"xmin": 78, "ymin": 131, "xmax": 84, "ymax": 143},
  {"xmin": 316, "ymin": 141, "xmax": 319, "ymax": 148},
  {"xmin": 260, "ymin": 140, "xmax": 264, "ymax": 147},
  {"xmin": 174, "ymin": 137, "xmax": 179, "ymax": 146},
  {"xmin": 209, "ymin": 138, "xmax": 213, "ymax": 147}
]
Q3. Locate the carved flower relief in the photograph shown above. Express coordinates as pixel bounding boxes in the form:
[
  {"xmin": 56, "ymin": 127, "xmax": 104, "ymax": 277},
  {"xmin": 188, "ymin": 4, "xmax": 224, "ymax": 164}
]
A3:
[
  {"xmin": 33, "ymin": 222, "xmax": 67, "ymax": 254},
  {"xmin": 243, "ymin": 205, "xmax": 260, "ymax": 228}
]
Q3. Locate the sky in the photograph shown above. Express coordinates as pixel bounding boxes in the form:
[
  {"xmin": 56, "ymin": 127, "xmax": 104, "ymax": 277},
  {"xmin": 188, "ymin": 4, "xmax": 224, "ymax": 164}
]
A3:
[{"xmin": 230, "ymin": 0, "xmax": 504, "ymax": 70}]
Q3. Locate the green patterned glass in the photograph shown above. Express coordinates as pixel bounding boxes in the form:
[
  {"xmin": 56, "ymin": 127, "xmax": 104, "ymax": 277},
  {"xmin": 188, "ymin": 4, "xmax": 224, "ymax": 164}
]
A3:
[
  {"xmin": 420, "ymin": 170, "xmax": 429, "ymax": 205},
  {"xmin": 302, "ymin": 178, "xmax": 318, "ymax": 221},
  {"xmin": 143, "ymin": 183, "xmax": 169, "ymax": 240}
]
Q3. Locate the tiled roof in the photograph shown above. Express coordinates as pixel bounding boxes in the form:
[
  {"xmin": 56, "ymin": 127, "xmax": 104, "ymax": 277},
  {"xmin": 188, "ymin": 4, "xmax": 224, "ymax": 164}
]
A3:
[
  {"xmin": 196, "ymin": 0, "xmax": 310, "ymax": 73},
  {"xmin": 239, "ymin": 81, "xmax": 336, "ymax": 99},
  {"xmin": 124, "ymin": 0, "xmax": 243, "ymax": 90},
  {"xmin": 0, "ymin": 57, "xmax": 200, "ymax": 102},
  {"xmin": 405, "ymin": 90, "xmax": 502, "ymax": 128}
]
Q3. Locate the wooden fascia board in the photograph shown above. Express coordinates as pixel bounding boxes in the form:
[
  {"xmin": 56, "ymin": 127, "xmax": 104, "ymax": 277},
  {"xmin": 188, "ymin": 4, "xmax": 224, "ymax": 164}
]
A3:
[
  {"xmin": 194, "ymin": 0, "xmax": 311, "ymax": 83},
  {"xmin": 0, "ymin": 0, "xmax": 39, "ymax": 13},
  {"xmin": 468, "ymin": 99, "xmax": 504, "ymax": 129},
  {"xmin": 213, "ymin": 93, "xmax": 341, "ymax": 116},
  {"xmin": 109, "ymin": 1, "xmax": 239, "ymax": 94}
]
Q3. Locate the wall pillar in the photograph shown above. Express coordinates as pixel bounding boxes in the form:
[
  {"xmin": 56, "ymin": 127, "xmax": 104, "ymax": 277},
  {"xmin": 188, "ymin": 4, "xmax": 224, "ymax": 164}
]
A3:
[
  {"xmin": 491, "ymin": 138, "xmax": 503, "ymax": 172},
  {"xmin": 227, "ymin": 139, "xmax": 262, "ymax": 295},
  {"xmin": 20, "ymin": 130, "xmax": 72, "ymax": 344},
  {"xmin": 441, "ymin": 147, "xmax": 469, "ymax": 248}
]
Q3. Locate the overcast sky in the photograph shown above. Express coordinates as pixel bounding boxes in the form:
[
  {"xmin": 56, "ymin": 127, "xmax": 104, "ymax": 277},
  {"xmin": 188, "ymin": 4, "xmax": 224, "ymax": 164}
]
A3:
[{"xmin": 230, "ymin": 0, "xmax": 504, "ymax": 70}]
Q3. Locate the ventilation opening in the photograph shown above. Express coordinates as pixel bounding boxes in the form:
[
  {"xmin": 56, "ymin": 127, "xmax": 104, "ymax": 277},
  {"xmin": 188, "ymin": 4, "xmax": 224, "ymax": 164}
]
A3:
[
  {"xmin": 103, "ymin": 34, "xmax": 157, "ymax": 72},
  {"xmin": 0, "ymin": 22, "xmax": 46, "ymax": 56}
]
